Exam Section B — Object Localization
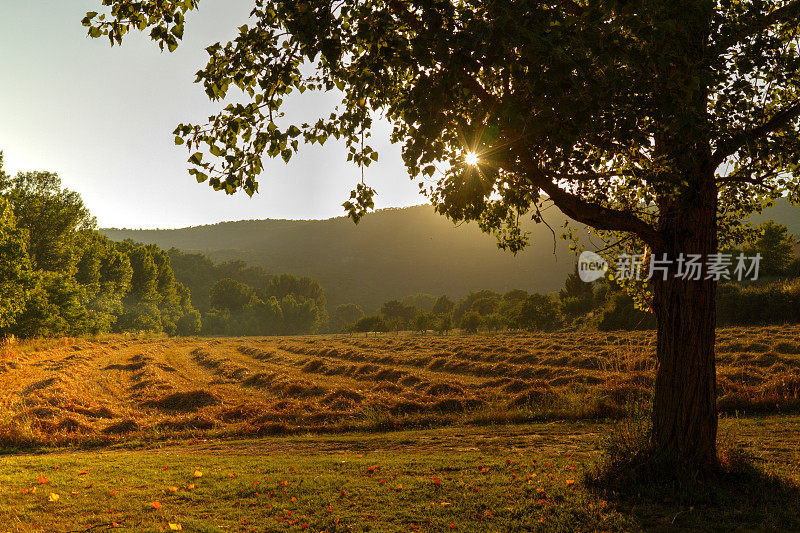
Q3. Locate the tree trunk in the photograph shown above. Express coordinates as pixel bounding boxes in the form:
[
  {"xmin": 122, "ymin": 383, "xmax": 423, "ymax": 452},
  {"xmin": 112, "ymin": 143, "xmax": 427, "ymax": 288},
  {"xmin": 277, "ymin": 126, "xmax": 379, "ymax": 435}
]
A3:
[{"xmin": 650, "ymin": 180, "xmax": 719, "ymax": 470}]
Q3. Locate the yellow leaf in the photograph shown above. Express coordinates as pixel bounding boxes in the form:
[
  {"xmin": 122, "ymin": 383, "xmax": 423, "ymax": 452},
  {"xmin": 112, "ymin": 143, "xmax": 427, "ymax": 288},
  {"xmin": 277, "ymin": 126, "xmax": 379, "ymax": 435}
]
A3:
[
  {"xmin": 193, "ymin": 470, "xmax": 203, "ymax": 478},
  {"xmin": 169, "ymin": 525, "xmax": 183, "ymax": 531},
  {"xmin": 48, "ymin": 493, "xmax": 59, "ymax": 502}
]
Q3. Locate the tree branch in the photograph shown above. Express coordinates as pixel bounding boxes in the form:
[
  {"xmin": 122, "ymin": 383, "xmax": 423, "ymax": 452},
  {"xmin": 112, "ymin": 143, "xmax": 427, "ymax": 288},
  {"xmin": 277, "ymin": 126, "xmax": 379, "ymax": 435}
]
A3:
[
  {"xmin": 711, "ymin": 99, "xmax": 800, "ymax": 167},
  {"xmin": 524, "ymin": 165, "xmax": 664, "ymax": 250}
]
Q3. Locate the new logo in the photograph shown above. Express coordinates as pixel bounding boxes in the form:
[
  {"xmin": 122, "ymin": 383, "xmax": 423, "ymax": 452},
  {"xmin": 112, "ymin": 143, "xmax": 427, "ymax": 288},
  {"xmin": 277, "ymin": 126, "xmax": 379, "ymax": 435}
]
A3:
[{"xmin": 578, "ymin": 251, "xmax": 608, "ymax": 283}]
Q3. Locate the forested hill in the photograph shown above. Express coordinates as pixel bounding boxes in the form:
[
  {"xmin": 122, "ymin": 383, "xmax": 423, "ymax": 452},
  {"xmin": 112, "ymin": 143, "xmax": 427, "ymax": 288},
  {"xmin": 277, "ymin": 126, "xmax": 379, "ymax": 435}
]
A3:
[
  {"xmin": 101, "ymin": 205, "xmax": 580, "ymax": 312},
  {"xmin": 101, "ymin": 201, "xmax": 800, "ymax": 313}
]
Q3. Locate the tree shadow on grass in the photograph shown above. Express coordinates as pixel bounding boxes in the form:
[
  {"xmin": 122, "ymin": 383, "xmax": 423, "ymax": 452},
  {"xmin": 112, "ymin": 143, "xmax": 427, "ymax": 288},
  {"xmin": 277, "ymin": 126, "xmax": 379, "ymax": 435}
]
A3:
[{"xmin": 586, "ymin": 435, "xmax": 800, "ymax": 530}]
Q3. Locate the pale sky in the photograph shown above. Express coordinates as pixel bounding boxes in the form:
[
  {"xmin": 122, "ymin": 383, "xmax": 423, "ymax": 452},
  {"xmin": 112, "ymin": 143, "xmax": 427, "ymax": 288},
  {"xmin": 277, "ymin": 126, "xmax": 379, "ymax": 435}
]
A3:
[{"xmin": 0, "ymin": 1, "xmax": 421, "ymax": 229}]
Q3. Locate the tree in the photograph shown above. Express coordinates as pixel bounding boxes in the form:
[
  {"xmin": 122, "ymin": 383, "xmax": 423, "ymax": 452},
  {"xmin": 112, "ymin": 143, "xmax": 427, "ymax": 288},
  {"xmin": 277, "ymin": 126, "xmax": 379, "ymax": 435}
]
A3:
[
  {"xmin": 332, "ymin": 303, "xmax": 365, "ymax": 332},
  {"xmin": 742, "ymin": 221, "xmax": 796, "ymax": 277},
  {"xmin": 0, "ymin": 196, "xmax": 34, "ymax": 329},
  {"xmin": 0, "ymin": 170, "xmax": 95, "ymax": 272},
  {"xmin": 518, "ymin": 294, "xmax": 562, "ymax": 332},
  {"xmin": 209, "ymin": 278, "xmax": 252, "ymax": 313},
  {"xmin": 459, "ymin": 311, "xmax": 482, "ymax": 334},
  {"xmin": 348, "ymin": 315, "xmax": 388, "ymax": 335},
  {"xmin": 380, "ymin": 300, "xmax": 418, "ymax": 330},
  {"xmin": 88, "ymin": 0, "xmax": 800, "ymax": 471},
  {"xmin": 431, "ymin": 295, "xmax": 455, "ymax": 316}
]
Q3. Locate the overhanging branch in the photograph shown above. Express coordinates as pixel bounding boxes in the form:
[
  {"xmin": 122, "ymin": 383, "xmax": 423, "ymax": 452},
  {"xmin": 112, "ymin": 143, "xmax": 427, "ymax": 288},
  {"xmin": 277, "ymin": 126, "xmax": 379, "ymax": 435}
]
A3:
[
  {"xmin": 711, "ymin": 99, "xmax": 800, "ymax": 167},
  {"xmin": 525, "ymin": 165, "xmax": 664, "ymax": 250}
]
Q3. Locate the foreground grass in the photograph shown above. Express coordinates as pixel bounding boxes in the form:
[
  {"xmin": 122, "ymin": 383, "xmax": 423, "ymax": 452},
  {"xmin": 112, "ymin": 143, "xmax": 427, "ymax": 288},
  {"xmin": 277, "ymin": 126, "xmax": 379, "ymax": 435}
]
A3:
[{"xmin": 0, "ymin": 416, "xmax": 798, "ymax": 532}]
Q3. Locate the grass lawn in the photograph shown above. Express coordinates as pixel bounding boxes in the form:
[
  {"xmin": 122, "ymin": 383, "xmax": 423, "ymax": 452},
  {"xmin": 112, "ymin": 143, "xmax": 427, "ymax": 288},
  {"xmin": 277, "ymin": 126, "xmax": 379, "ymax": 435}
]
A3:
[{"xmin": 0, "ymin": 416, "xmax": 798, "ymax": 532}]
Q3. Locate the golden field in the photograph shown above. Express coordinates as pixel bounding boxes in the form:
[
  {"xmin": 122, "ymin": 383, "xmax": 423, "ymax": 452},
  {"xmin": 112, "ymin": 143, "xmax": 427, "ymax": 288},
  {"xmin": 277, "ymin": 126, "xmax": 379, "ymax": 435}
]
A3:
[{"xmin": 0, "ymin": 326, "xmax": 798, "ymax": 447}]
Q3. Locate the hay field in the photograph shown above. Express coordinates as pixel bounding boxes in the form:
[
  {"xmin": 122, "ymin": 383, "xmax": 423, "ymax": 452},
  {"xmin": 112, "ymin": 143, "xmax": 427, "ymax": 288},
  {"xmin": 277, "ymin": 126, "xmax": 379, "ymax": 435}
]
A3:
[{"xmin": 1, "ymin": 326, "xmax": 799, "ymax": 446}]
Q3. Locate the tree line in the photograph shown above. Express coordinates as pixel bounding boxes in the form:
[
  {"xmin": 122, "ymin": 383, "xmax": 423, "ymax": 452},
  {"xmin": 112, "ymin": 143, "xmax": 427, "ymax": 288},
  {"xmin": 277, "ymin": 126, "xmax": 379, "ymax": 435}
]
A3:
[
  {"xmin": 335, "ymin": 221, "xmax": 800, "ymax": 334},
  {"xmin": 0, "ymin": 156, "xmax": 199, "ymax": 337}
]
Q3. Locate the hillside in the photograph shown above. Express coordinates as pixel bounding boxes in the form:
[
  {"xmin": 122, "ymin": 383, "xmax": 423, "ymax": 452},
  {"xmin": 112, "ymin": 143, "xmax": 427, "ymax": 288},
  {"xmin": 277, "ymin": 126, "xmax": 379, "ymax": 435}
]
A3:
[
  {"xmin": 102, "ymin": 204, "xmax": 582, "ymax": 311},
  {"xmin": 101, "ymin": 201, "xmax": 800, "ymax": 312}
]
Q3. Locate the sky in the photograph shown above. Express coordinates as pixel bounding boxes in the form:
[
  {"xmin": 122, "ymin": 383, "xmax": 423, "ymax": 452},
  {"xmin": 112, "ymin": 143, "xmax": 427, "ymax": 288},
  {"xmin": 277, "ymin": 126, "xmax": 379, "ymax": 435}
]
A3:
[{"xmin": 0, "ymin": 1, "xmax": 422, "ymax": 229}]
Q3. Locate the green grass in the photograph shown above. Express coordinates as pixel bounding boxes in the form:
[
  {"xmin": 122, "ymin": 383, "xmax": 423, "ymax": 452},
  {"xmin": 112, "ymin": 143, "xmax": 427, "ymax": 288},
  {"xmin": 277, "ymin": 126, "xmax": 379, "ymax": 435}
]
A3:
[{"xmin": 0, "ymin": 416, "xmax": 798, "ymax": 532}]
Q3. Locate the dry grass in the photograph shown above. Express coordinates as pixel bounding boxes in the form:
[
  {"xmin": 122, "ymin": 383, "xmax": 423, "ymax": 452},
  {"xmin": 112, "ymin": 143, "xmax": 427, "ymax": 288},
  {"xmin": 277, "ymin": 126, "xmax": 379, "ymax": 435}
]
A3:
[{"xmin": 0, "ymin": 327, "xmax": 798, "ymax": 447}]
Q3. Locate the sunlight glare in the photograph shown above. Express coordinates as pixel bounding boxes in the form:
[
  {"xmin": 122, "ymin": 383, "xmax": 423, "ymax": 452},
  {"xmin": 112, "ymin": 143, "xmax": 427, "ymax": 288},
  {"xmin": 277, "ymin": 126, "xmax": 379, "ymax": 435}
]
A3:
[{"xmin": 465, "ymin": 151, "xmax": 480, "ymax": 166}]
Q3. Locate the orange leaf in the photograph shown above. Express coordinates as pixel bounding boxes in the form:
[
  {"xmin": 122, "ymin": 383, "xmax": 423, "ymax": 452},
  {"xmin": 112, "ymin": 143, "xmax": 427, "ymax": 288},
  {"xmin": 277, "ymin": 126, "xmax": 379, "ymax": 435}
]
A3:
[
  {"xmin": 187, "ymin": 484, "xmax": 195, "ymax": 490},
  {"xmin": 566, "ymin": 479, "xmax": 575, "ymax": 486},
  {"xmin": 193, "ymin": 470, "xmax": 203, "ymax": 478},
  {"xmin": 37, "ymin": 476, "xmax": 48, "ymax": 484},
  {"xmin": 151, "ymin": 501, "xmax": 162, "ymax": 510},
  {"xmin": 168, "ymin": 486, "xmax": 178, "ymax": 493},
  {"xmin": 228, "ymin": 473, "xmax": 235, "ymax": 478},
  {"xmin": 78, "ymin": 470, "xmax": 89, "ymax": 476}
]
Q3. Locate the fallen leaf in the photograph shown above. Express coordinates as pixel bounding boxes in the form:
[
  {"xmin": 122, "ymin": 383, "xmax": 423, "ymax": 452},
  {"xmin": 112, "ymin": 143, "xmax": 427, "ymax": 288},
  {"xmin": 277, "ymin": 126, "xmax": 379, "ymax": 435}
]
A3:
[
  {"xmin": 150, "ymin": 501, "xmax": 162, "ymax": 510},
  {"xmin": 168, "ymin": 486, "xmax": 178, "ymax": 493},
  {"xmin": 566, "ymin": 479, "xmax": 575, "ymax": 486},
  {"xmin": 168, "ymin": 524, "xmax": 182, "ymax": 531},
  {"xmin": 193, "ymin": 470, "xmax": 203, "ymax": 478},
  {"xmin": 78, "ymin": 470, "xmax": 89, "ymax": 476},
  {"xmin": 37, "ymin": 476, "xmax": 48, "ymax": 484},
  {"xmin": 48, "ymin": 493, "xmax": 59, "ymax": 502},
  {"xmin": 228, "ymin": 473, "xmax": 235, "ymax": 478},
  {"xmin": 187, "ymin": 484, "xmax": 195, "ymax": 490}
]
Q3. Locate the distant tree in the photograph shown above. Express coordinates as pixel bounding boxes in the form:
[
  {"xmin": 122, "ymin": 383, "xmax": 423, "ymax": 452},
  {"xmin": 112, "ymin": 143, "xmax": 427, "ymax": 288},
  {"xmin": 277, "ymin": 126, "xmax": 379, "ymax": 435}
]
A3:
[
  {"xmin": 280, "ymin": 294, "xmax": 318, "ymax": 334},
  {"xmin": 743, "ymin": 221, "xmax": 796, "ymax": 277},
  {"xmin": 518, "ymin": 294, "xmax": 561, "ymax": 332},
  {"xmin": 209, "ymin": 278, "xmax": 252, "ymax": 313},
  {"xmin": 459, "ymin": 311, "xmax": 483, "ymax": 334},
  {"xmin": 349, "ymin": 315, "xmax": 388, "ymax": 335},
  {"xmin": 559, "ymin": 265, "xmax": 599, "ymax": 320},
  {"xmin": 176, "ymin": 308, "xmax": 202, "ymax": 336},
  {"xmin": 453, "ymin": 291, "xmax": 501, "ymax": 324},
  {"xmin": 380, "ymin": 300, "xmax": 418, "ymax": 330},
  {"xmin": 599, "ymin": 294, "xmax": 657, "ymax": 331},
  {"xmin": 332, "ymin": 303, "xmax": 365, "ymax": 333},
  {"xmin": 431, "ymin": 295, "xmax": 455, "ymax": 316},
  {"xmin": 264, "ymin": 273, "xmax": 328, "ymax": 331},
  {"xmin": 245, "ymin": 296, "xmax": 283, "ymax": 335},
  {"xmin": 559, "ymin": 266, "xmax": 594, "ymax": 301},
  {"xmin": 503, "ymin": 289, "xmax": 529, "ymax": 302},
  {"xmin": 411, "ymin": 313, "xmax": 434, "ymax": 333},
  {"xmin": 434, "ymin": 313, "xmax": 453, "ymax": 335},
  {"xmin": 400, "ymin": 293, "xmax": 437, "ymax": 313},
  {"xmin": 470, "ymin": 297, "xmax": 499, "ymax": 316},
  {"xmin": 484, "ymin": 313, "xmax": 506, "ymax": 332}
]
